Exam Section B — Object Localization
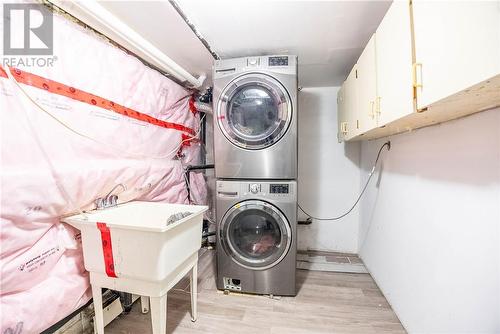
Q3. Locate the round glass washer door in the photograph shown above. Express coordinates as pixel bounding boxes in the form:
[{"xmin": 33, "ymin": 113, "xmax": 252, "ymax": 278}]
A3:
[
  {"xmin": 217, "ymin": 73, "xmax": 292, "ymax": 150},
  {"xmin": 220, "ymin": 200, "xmax": 292, "ymax": 270}
]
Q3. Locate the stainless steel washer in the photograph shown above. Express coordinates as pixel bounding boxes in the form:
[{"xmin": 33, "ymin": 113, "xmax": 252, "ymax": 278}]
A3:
[
  {"xmin": 213, "ymin": 55, "xmax": 298, "ymax": 179},
  {"xmin": 216, "ymin": 180, "xmax": 297, "ymax": 296}
]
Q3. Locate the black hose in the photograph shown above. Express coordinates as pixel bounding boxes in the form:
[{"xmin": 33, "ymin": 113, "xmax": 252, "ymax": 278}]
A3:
[
  {"xmin": 118, "ymin": 292, "xmax": 134, "ymax": 313},
  {"xmin": 202, "ymin": 231, "xmax": 216, "ymax": 238},
  {"xmin": 298, "ymin": 141, "xmax": 391, "ymax": 221}
]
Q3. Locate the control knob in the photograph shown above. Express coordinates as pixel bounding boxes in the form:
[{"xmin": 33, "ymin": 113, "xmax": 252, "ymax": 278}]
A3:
[{"xmin": 249, "ymin": 184, "xmax": 260, "ymax": 194}]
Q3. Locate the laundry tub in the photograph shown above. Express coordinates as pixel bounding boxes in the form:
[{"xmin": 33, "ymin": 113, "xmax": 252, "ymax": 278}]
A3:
[{"xmin": 63, "ymin": 201, "xmax": 208, "ymax": 334}]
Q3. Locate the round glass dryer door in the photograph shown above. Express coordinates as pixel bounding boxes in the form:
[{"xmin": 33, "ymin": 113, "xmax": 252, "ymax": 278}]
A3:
[
  {"xmin": 217, "ymin": 73, "xmax": 292, "ymax": 150},
  {"xmin": 220, "ymin": 200, "xmax": 292, "ymax": 270}
]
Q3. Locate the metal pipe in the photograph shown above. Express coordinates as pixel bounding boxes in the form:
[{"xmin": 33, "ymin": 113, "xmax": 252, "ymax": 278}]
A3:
[
  {"xmin": 168, "ymin": 0, "xmax": 220, "ymax": 60},
  {"xmin": 185, "ymin": 164, "xmax": 215, "ymax": 172},
  {"xmin": 194, "ymin": 101, "xmax": 212, "ymax": 114},
  {"xmin": 184, "ymin": 164, "xmax": 215, "ymax": 202}
]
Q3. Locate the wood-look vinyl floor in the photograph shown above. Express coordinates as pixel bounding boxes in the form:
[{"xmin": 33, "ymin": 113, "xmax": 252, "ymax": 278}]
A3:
[{"xmin": 106, "ymin": 250, "xmax": 405, "ymax": 334}]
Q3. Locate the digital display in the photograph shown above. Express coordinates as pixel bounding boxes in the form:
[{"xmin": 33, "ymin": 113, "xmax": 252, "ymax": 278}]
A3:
[
  {"xmin": 268, "ymin": 56, "xmax": 288, "ymax": 67},
  {"xmin": 270, "ymin": 184, "xmax": 289, "ymax": 194}
]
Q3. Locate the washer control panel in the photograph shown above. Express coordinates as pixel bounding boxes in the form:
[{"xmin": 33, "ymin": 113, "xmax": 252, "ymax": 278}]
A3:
[
  {"xmin": 244, "ymin": 182, "xmax": 294, "ymax": 197},
  {"xmin": 217, "ymin": 181, "xmax": 296, "ymax": 198}
]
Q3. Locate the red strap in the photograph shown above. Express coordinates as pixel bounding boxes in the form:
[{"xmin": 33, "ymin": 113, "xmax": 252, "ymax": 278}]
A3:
[
  {"xmin": 189, "ymin": 96, "xmax": 197, "ymax": 115},
  {"xmin": 96, "ymin": 222, "xmax": 118, "ymax": 278},
  {"xmin": 0, "ymin": 66, "xmax": 195, "ymax": 136}
]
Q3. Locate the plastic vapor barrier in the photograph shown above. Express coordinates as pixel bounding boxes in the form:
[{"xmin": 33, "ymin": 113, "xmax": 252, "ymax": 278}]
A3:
[{"xmin": 0, "ymin": 5, "xmax": 207, "ymax": 333}]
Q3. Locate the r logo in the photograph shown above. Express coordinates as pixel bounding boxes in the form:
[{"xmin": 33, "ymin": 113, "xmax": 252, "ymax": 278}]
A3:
[{"xmin": 3, "ymin": 3, "xmax": 53, "ymax": 55}]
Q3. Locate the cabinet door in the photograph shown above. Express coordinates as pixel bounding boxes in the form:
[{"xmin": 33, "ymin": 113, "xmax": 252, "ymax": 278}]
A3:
[
  {"xmin": 356, "ymin": 34, "xmax": 378, "ymax": 133},
  {"xmin": 375, "ymin": 0, "xmax": 415, "ymax": 127},
  {"xmin": 344, "ymin": 65, "xmax": 359, "ymax": 140},
  {"xmin": 337, "ymin": 85, "xmax": 347, "ymax": 142},
  {"xmin": 413, "ymin": 0, "xmax": 500, "ymax": 109}
]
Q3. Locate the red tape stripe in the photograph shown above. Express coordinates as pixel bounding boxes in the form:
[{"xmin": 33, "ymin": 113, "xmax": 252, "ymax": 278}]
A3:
[
  {"xmin": 189, "ymin": 96, "xmax": 197, "ymax": 115},
  {"xmin": 96, "ymin": 222, "xmax": 118, "ymax": 278},
  {"xmin": 0, "ymin": 66, "xmax": 195, "ymax": 136}
]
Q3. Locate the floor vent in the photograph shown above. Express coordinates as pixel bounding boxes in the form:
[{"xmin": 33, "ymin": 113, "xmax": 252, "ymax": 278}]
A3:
[{"xmin": 296, "ymin": 250, "xmax": 368, "ymax": 274}]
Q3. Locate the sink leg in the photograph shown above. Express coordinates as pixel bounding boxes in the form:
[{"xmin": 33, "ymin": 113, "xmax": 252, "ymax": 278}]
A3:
[
  {"xmin": 92, "ymin": 285, "xmax": 105, "ymax": 334},
  {"xmin": 140, "ymin": 295, "xmax": 150, "ymax": 314},
  {"xmin": 190, "ymin": 259, "xmax": 198, "ymax": 322},
  {"xmin": 150, "ymin": 294, "xmax": 167, "ymax": 334}
]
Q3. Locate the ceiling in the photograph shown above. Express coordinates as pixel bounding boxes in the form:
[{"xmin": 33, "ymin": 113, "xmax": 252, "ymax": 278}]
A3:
[
  {"xmin": 175, "ymin": 0, "xmax": 392, "ymax": 87},
  {"xmin": 59, "ymin": 1, "xmax": 392, "ymax": 88}
]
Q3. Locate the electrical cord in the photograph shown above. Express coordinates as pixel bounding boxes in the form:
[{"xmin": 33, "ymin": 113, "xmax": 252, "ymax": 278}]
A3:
[{"xmin": 298, "ymin": 141, "xmax": 391, "ymax": 221}]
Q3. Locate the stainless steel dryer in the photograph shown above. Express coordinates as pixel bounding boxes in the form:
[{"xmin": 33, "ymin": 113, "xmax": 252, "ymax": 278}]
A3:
[
  {"xmin": 216, "ymin": 179, "xmax": 297, "ymax": 296},
  {"xmin": 213, "ymin": 55, "xmax": 298, "ymax": 179}
]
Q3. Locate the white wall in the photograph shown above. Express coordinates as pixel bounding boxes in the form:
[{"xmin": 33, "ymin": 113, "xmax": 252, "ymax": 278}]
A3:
[
  {"xmin": 298, "ymin": 87, "xmax": 361, "ymax": 253},
  {"xmin": 359, "ymin": 108, "xmax": 500, "ymax": 333}
]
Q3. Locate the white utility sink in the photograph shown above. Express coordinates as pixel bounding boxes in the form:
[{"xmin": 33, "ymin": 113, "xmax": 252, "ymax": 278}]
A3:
[{"xmin": 63, "ymin": 201, "xmax": 208, "ymax": 334}]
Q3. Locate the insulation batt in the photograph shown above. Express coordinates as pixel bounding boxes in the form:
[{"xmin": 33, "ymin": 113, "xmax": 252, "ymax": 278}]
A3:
[{"xmin": 0, "ymin": 5, "xmax": 207, "ymax": 333}]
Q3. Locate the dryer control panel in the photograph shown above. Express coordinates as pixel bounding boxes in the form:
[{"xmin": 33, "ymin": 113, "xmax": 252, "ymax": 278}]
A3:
[{"xmin": 214, "ymin": 55, "xmax": 297, "ymax": 79}]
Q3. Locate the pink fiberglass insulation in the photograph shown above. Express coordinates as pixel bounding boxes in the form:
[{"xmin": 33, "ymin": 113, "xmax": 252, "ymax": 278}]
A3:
[{"xmin": 0, "ymin": 7, "xmax": 207, "ymax": 333}]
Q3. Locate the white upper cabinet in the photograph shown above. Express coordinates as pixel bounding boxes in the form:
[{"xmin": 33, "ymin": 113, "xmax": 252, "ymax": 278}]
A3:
[
  {"xmin": 344, "ymin": 65, "xmax": 359, "ymax": 140},
  {"xmin": 412, "ymin": 1, "xmax": 500, "ymax": 109},
  {"xmin": 375, "ymin": 1, "xmax": 414, "ymax": 127},
  {"xmin": 356, "ymin": 34, "xmax": 378, "ymax": 134},
  {"xmin": 337, "ymin": 0, "xmax": 500, "ymax": 141},
  {"xmin": 337, "ymin": 85, "xmax": 347, "ymax": 142}
]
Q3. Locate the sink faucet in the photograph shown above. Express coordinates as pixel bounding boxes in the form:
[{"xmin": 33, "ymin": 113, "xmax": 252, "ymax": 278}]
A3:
[{"xmin": 95, "ymin": 184, "xmax": 126, "ymax": 210}]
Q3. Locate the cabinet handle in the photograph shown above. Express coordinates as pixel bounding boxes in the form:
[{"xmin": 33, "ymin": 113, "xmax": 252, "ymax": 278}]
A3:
[
  {"xmin": 369, "ymin": 101, "xmax": 375, "ymax": 119},
  {"xmin": 412, "ymin": 63, "xmax": 423, "ymax": 89},
  {"xmin": 340, "ymin": 122, "xmax": 348, "ymax": 134},
  {"xmin": 376, "ymin": 96, "xmax": 381, "ymax": 116}
]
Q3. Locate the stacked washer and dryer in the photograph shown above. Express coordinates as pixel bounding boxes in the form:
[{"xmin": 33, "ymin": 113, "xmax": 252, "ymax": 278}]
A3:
[{"xmin": 213, "ymin": 55, "xmax": 298, "ymax": 296}]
